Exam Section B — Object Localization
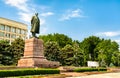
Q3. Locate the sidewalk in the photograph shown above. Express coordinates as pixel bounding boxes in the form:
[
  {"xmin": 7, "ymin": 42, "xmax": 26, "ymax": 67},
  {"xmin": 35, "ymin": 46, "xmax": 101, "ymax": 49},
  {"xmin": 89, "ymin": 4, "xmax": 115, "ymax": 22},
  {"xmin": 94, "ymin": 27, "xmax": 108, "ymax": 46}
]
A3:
[{"xmin": 66, "ymin": 72, "xmax": 120, "ymax": 78}]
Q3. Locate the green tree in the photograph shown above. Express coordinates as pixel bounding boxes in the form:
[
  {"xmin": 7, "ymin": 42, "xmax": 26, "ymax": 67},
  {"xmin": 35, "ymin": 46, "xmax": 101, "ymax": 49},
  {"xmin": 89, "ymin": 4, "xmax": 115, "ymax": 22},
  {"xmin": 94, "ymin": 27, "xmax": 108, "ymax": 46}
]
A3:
[
  {"xmin": 60, "ymin": 44, "xmax": 75, "ymax": 66},
  {"xmin": 10, "ymin": 38, "xmax": 25, "ymax": 65},
  {"xmin": 111, "ymin": 41, "xmax": 120, "ymax": 66},
  {"xmin": 0, "ymin": 40, "xmax": 13, "ymax": 65},
  {"xmin": 112, "ymin": 51, "xmax": 120, "ymax": 66},
  {"xmin": 95, "ymin": 40, "xmax": 119, "ymax": 67},
  {"xmin": 39, "ymin": 33, "xmax": 73, "ymax": 48},
  {"xmin": 72, "ymin": 42, "xmax": 84, "ymax": 66},
  {"xmin": 80, "ymin": 36, "xmax": 101, "ymax": 61},
  {"xmin": 44, "ymin": 41, "xmax": 60, "ymax": 62}
]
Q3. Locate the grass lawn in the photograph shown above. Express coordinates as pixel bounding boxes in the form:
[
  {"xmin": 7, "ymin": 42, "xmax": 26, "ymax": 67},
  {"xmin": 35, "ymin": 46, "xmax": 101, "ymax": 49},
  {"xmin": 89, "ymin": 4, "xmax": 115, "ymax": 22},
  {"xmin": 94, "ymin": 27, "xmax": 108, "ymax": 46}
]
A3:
[{"xmin": 7, "ymin": 74, "xmax": 67, "ymax": 78}]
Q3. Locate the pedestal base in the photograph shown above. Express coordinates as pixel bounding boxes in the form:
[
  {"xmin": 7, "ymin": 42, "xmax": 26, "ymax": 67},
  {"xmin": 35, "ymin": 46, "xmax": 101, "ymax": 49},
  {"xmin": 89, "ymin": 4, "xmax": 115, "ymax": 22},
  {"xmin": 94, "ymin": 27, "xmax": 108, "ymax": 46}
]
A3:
[
  {"xmin": 17, "ymin": 38, "xmax": 60, "ymax": 68},
  {"xmin": 18, "ymin": 56, "xmax": 59, "ymax": 68}
]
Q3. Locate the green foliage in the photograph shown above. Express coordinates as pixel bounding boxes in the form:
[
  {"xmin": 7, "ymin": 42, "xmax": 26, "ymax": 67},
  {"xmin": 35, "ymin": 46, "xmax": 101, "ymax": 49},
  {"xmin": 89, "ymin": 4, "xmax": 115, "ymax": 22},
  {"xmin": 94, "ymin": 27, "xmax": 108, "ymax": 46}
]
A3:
[
  {"xmin": 0, "ymin": 33, "xmax": 120, "ymax": 67},
  {"xmin": 0, "ymin": 38, "xmax": 24, "ymax": 65},
  {"xmin": 74, "ymin": 68, "xmax": 107, "ymax": 72},
  {"xmin": 111, "ymin": 51, "xmax": 120, "ymax": 66},
  {"xmin": 0, "ymin": 68, "xmax": 60, "ymax": 77},
  {"xmin": 80, "ymin": 36, "xmax": 101, "ymax": 61},
  {"xmin": 72, "ymin": 42, "xmax": 84, "ymax": 66},
  {"xmin": 95, "ymin": 39, "xmax": 119, "ymax": 67},
  {"xmin": 40, "ymin": 34, "xmax": 120, "ymax": 67},
  {"xmin": 44, "ymin": 41, "xmax": 60, "ymax": 61},
  {"xmin": 10, "ymin": 38, "xmax": 25, "ymax": 65},
  {"xmin": 39, "ymin": 33, "xmax": 73, "ymax": 48},
  {"xmin": 60, "ymin": 44, "xmax": 75, "ymax": 66},
  {"xmin": 0, "ymin": 40, "xmax": 12, "ymax": 65},
  {"xmin": 0, "ymin": 40, "xmax": 10, "ymax": 51}
]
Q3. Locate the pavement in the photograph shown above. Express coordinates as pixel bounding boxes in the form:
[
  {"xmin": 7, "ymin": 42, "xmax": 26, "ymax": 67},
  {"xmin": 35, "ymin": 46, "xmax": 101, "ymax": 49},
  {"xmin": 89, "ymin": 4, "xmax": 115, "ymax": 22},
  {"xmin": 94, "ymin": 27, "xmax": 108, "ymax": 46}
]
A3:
[{"xmin": 66, "ymin": 72, "xmax": 120, "ymax": 78}]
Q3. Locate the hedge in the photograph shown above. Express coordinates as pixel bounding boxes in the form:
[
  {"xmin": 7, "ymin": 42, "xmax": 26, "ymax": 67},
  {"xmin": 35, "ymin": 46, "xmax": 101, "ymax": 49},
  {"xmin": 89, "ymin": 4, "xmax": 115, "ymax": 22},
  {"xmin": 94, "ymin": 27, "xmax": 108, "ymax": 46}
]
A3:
[
  {"xmin": 74, "ymin": 68, "xmax": 107, "ymax": 72},
  {"xmin": 0, "ymin": 68, "xmax": 60, "ymax": 77}
]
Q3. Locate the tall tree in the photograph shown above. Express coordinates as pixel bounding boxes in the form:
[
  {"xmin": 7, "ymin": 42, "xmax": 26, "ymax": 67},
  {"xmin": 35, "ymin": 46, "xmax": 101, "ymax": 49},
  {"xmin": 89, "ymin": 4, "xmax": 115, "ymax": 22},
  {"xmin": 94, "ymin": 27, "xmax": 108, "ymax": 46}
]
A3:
[
  {"xmin": 60, "ymin": 44, "xmax": 75, "ymax": 66},
  {"xmin": 39, "ymin": 33, "xmax": 73, "ymax": 48},
  {"xmin": 95, "ymin": 40, "xmax": 119, "ymax": 67},
  {"xmin": 80, "ymin": 36, "xmax": 101, "ymax": 61},
  {"xmin": 72, "ymin": 42, "xmax": 84, "ymax": 66},
  {"xmin": 0, "ymin": 40, "xmax": 12, "ymax": 65},
  {"xmin": 112, "ymin": 51, "xmax": 120, "ymax": 66},
  {"xmin": 44, "ymin": 41, "xmax": 60, "ymax": 61},
  {"xmin": 10, "ymin": 38, "xmax": 25, "ymax": 65}
]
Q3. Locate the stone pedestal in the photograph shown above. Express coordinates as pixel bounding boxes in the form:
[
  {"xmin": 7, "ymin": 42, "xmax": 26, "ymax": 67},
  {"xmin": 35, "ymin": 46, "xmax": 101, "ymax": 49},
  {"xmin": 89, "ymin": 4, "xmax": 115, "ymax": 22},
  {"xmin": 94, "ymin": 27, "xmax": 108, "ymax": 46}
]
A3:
[{"xmin": 17, "ymin": 38, "xmax": 59, "ymax": 68}]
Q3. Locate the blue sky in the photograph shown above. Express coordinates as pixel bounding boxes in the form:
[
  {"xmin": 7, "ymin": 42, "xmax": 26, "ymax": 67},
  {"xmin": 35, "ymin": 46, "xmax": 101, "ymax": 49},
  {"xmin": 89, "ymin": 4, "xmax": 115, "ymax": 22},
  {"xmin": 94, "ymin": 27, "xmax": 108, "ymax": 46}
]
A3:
[{"xmin": 1, "ymin": 0, "xmax": 120, "ymax": 45}]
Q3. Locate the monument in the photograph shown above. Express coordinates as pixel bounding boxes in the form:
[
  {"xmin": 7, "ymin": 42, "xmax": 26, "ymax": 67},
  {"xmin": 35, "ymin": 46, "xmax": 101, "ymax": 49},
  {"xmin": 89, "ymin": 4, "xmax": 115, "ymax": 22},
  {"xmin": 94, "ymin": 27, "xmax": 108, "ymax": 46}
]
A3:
[{"xmin": 17, "ymin": 13, "xmax": 59, "ymax": 68}]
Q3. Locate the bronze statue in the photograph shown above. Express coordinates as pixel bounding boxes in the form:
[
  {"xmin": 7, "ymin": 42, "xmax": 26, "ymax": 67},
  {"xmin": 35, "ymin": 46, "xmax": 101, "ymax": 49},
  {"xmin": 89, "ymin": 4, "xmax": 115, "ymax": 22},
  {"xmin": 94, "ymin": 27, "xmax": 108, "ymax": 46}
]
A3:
[{"xmin": 30, "ymin": 13, "xmax": 40, "ymax": 38}]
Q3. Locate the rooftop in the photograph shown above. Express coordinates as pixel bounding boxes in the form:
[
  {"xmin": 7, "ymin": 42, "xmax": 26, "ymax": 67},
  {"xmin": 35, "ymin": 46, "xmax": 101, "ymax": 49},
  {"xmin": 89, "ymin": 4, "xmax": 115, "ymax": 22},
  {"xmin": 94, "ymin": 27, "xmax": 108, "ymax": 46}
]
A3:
[{"xmin": 0, "ymin": 17, "xmax": 27, "ymax": 26}]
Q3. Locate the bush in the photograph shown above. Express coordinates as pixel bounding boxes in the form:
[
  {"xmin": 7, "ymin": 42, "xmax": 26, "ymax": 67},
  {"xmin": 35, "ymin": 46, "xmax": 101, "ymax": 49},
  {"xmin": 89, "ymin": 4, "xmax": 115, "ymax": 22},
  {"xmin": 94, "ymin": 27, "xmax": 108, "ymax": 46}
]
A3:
[
  {"xmin": 74, "ymin": 68, "xmax": 107, "ymax": 72},
  {"xmin": 0, "ymin": 68, "xmax": 60, "ymax": 77}
]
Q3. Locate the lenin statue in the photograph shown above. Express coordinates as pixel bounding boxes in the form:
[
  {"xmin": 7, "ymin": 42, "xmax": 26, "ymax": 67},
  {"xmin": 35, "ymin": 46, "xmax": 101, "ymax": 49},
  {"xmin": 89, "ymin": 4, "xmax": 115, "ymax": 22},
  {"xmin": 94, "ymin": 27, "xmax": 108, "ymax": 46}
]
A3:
[{"xmin": 30, "ymin": 13, "xmax": 40, "ymax": 38}]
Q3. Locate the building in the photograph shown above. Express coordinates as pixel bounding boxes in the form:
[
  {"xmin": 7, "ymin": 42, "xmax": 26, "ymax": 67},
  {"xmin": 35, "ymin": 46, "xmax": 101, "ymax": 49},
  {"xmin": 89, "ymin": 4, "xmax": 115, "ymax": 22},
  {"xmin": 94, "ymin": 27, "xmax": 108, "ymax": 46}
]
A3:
[{"xmin": 0, "ymin": 17, "xmax": 27, "ymax": 43}]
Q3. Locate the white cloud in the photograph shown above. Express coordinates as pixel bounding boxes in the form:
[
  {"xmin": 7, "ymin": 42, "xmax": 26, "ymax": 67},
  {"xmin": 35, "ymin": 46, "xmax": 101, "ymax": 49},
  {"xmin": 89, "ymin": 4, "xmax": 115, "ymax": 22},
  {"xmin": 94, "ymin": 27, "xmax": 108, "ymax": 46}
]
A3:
[
  {"xmin": 18, "ymin": 12, "xmax": 46, "ymax": 25},
  {"xmin": 96, "ymin": 31, "xmax": 120, "ymax": 37},
  {"xmin": 4, "ymin": 0, "xmax": 33, "ymax": 23},
  {"xmin": 4, "ymin": 0, "xmax": 52, "ymax": 35},
  {"xmin": 18, "ymin": 12, "xmax": 32, "ymax": 22},
  {"xmin": 4, "ymin": 0, "xmax": 47, "ymax": 25},
  {"xmin": 40, "ymin": 12, "xmax": 54, "ymax": 17},
  {"xmin": 60, "ymin": 9, "xmax": 85, "ymax": 21},
  {"xmin": 4, "ymin": 0, "xmax": 29, "ymax": 12}
]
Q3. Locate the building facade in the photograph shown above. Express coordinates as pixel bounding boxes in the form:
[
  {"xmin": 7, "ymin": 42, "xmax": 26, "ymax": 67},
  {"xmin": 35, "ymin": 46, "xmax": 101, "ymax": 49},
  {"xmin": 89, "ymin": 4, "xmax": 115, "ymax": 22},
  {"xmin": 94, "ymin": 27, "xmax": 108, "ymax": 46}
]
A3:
[{"xmin": 0, "ymin": 17, "xmax": 27, "ymax": 43}]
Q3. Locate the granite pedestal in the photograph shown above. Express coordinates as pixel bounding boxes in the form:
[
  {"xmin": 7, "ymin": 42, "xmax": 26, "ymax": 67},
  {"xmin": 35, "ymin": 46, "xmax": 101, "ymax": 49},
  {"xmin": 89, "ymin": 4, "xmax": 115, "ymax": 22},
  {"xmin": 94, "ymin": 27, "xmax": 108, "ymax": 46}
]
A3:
[{"xmin": 17, "ymin": 38, "xmax": 59, "ymax": 68}]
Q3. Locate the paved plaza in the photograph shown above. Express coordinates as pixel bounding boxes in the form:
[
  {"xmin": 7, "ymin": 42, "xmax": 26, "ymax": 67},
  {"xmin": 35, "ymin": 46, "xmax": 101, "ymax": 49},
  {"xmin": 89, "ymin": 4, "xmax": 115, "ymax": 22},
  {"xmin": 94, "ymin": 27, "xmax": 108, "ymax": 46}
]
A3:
[{"xmin": 66, "ymin": 72, "xmax": 120, "ymax": 78}]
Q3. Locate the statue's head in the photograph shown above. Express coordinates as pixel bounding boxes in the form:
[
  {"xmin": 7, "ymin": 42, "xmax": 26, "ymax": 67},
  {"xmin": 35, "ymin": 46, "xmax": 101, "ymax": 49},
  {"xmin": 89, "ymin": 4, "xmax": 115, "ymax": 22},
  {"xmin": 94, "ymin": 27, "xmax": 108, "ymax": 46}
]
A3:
[{"xmin": 35, "ymin": 13, "xmax": 38, "ymax": 16}]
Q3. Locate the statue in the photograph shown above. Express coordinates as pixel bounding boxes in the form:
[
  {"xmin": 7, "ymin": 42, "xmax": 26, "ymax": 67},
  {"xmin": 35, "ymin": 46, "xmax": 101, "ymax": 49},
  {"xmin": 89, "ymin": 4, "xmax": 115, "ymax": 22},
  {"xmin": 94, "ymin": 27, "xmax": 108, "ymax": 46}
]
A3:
[
  {"xmin": 18, "ymin": 13, "xmax": 60, "ymax": 68},
  {"xmin": 30, "ymin": 13, "xmax": 40, "ymax": 38}
]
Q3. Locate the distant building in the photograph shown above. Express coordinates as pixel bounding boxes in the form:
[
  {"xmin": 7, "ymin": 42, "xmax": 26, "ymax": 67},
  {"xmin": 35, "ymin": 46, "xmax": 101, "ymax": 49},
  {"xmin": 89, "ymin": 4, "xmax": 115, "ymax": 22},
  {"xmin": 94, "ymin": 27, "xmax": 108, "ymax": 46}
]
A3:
[{"xmin": 0, "ymin": 17, "xmax": 27, "ymax": 43}]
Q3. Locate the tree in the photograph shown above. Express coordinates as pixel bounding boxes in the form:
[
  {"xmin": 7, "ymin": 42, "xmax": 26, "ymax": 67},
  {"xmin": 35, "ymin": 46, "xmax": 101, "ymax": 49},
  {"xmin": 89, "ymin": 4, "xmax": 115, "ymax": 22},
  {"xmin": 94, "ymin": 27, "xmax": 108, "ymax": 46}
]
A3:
[
  {"xmin": 0, "ymin": 40, "xmax": 13, "ymax": 65},
  {"xmin": 10, "ymin": 38, "xmax": 25, "ymax": 65},
  {"xmin": 44, "ymin": 41, "xmax": 60, "ymax": 62},
  {"xmin": 39, "ymin": 33, "xmax": 73, "ymax": 48},
  {"xmin": 95, "ymin": 40, "xmax": 119, "ymax": 67},
  {"xmin": 60, "ymin": 44, "xmax": 75, "ymax": 66},
  {"xmin": 40, "ymin": 34, "xmax": 120, "ymax": 67},
  {"xmin": 80, "ymin": 36, "xmax": 101, "ymax": 61},
  {"xmin": 112, "ymin": 51, "xmax": 120, "ymax": 66},
  {"xmin": 72, "ymin": 42, "xmax": 84, "ymax": 66},
  {"xmin": 111, "ymin": 41, "xmax": 120, "ymax": 66}
]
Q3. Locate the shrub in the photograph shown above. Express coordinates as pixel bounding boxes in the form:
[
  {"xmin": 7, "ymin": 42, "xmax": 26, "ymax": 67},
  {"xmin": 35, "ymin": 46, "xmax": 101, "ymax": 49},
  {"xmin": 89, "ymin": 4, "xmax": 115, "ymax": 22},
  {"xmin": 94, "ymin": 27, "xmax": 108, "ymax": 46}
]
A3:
[
  {"xmin": 0, "ymin": 68, "xmax": 60, "ymax": 77},
  {"xmin": 74, "ymin": 68, "xmax": 107, "ymax": 72}
]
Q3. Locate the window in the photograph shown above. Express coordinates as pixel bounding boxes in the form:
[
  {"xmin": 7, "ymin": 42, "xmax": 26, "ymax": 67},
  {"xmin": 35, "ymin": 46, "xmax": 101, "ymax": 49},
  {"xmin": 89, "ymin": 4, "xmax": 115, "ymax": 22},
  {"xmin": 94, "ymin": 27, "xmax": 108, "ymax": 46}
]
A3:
[
  {"xmin": 5, "ymin": 33, "xmax": 10, "ymax": 38},
  {"xmin": 5, "ymin": 26, "xmax": 10, "ymax": 32},
  {"xmin": 0, "ymin": 32, "xmax": 4, "ymax": 37},
  {"xmin": 11, "ymin": 27, "xmax": 16, "ymax": 33},
  {"xmin": 11, "ymin": 34, "xmax": 16, "ymax": 38},
  {"xmin": 21, "ymin": 30, "xmax": 25, "ymax": 34},
  {"xmin": 16, "ymin": 28, "xmax": 21, "ymax": 34},
  {"xmin": 0, "ymin": 25, "xmax": 5, "ymax": 30},
  {"xmin": 24, "ymin": 31, "xmax": 27, "ymax": 35}
]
